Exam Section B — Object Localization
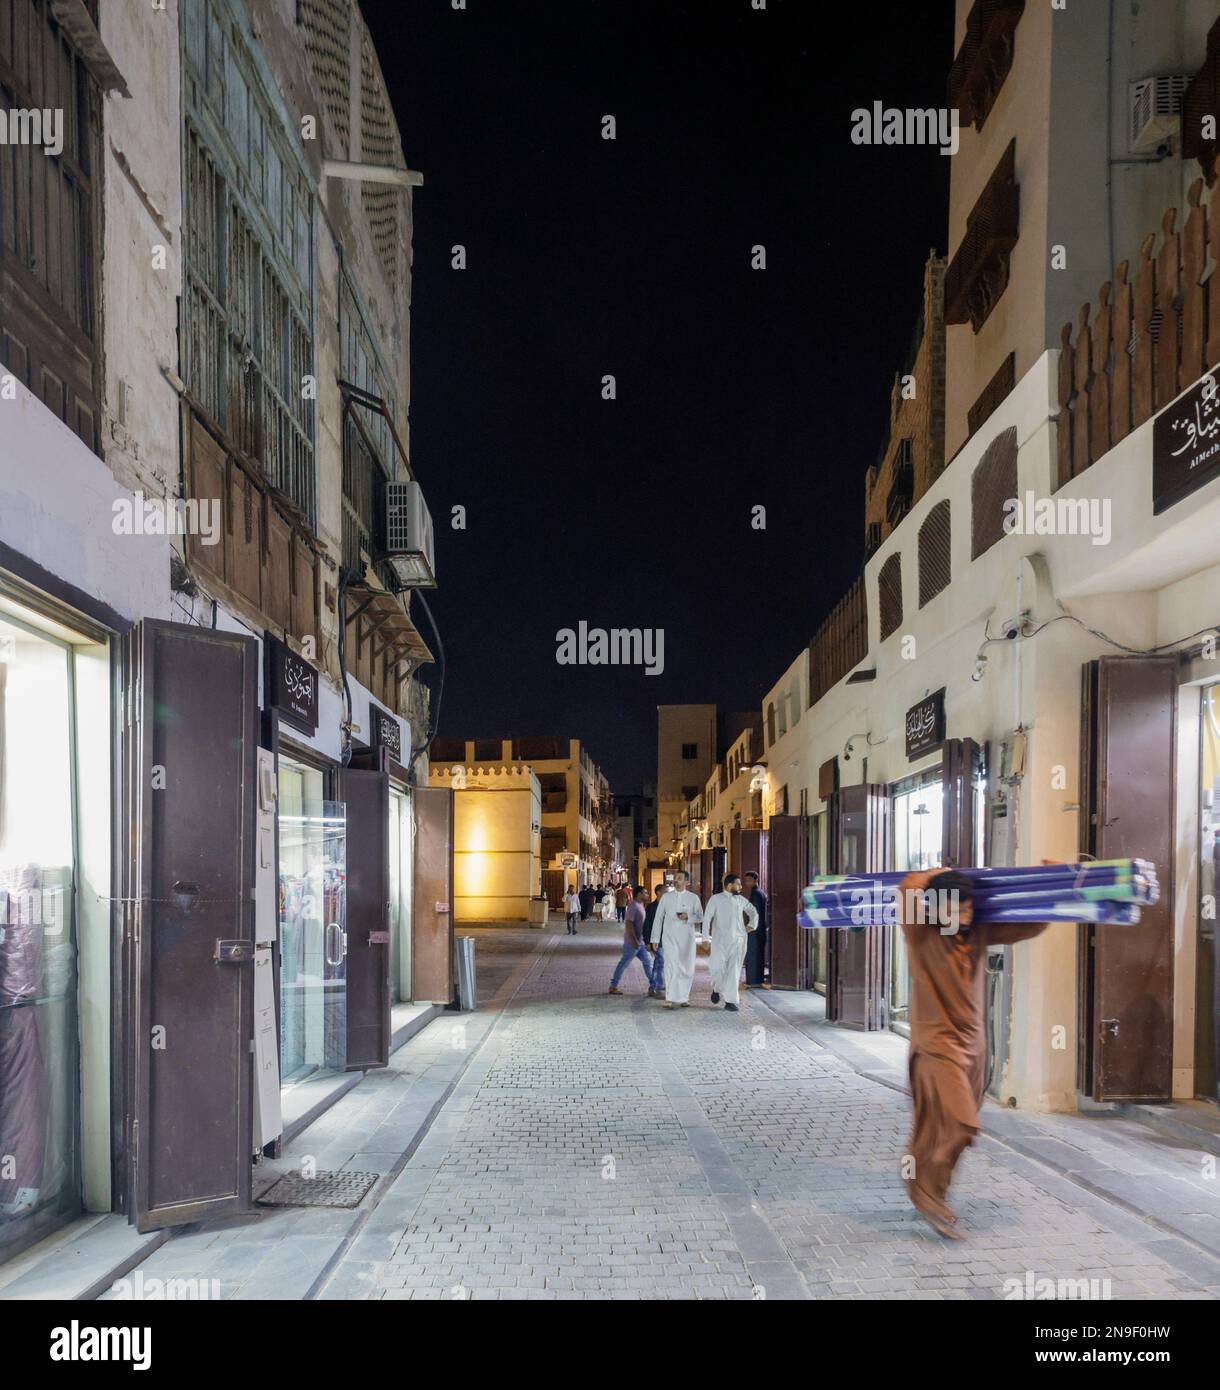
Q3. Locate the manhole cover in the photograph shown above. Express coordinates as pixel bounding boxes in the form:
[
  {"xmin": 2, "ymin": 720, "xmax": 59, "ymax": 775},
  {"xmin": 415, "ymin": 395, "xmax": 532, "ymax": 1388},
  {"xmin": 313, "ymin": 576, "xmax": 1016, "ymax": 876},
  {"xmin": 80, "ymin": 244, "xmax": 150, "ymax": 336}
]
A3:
[{"xmin": 256, "ymin": 1171, "xmax": 380, "ymax": 1209}]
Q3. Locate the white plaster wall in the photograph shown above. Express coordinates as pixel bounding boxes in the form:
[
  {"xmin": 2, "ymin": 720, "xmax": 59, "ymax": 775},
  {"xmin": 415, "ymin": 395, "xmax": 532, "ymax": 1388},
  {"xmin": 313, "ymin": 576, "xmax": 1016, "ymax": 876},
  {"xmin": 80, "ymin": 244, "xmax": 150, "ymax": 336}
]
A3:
[
  {"xmin": 0, "ymin": 382, "xmax": 170, "ymax": 622},
  {"xmin": 757, "ymin": 346, "xmax": 1220, "ymax": 1109}
]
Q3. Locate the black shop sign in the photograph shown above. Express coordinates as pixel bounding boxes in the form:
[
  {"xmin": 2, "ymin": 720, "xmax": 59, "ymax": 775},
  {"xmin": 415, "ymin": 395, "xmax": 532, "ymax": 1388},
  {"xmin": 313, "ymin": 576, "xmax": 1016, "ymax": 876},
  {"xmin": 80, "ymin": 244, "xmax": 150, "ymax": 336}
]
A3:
[
  {"xmin": 370, "ymin": 705, "xmax": 403, "ymax": 762},
  {"xmin": 1153, "ymin": 366, "xmax": 1220, "ymax": 515},
  {"xmin": 905, "ymin": 688, "xmax": 945, "ymax": 760},
  {"xmin": 265, "ymin": 635, "xmax": 319, "ymax": 735}
]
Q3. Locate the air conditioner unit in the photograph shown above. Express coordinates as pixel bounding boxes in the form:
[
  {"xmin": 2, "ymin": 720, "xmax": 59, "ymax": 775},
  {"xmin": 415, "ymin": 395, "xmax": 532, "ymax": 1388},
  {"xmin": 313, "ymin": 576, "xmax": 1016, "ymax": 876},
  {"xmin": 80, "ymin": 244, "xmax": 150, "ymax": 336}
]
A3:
[
  {"xmin": 1129, "ymin": 76, "xmax": 1188, "ymax": 155},
  {"xmin": 384, "ymin": 479, "xmax": 437, "ymax": 588}
]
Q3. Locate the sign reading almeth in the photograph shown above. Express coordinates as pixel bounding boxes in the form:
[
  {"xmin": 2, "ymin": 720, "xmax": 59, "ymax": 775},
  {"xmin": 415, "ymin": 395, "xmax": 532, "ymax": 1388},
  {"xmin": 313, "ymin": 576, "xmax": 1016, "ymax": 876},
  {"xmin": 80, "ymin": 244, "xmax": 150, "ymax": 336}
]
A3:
[
  {"xmin": 905, "ymin": 689, "xmax": 945, "ymax": 761},
  {"xmin": 1153, "ymin": 367, "xmax": 1220, "ymax": 515}
]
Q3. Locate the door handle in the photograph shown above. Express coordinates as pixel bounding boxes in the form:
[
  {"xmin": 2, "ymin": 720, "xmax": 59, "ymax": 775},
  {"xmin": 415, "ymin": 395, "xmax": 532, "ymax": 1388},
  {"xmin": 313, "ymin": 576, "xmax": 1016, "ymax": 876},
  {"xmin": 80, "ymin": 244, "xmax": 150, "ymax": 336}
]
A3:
[
  {"xmin": 1101, "ymin": 1017, "xmax": 1120, "ymax": 1039},
  {"xmin": 215, "ymin": 939, "xmax": 254, "ymax": 963}
]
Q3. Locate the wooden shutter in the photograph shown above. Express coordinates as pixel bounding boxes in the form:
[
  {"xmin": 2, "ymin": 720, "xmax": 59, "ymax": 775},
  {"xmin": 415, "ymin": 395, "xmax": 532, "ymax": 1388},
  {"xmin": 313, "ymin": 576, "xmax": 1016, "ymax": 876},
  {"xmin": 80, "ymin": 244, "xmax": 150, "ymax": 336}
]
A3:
[
  {"xmin": 340, "ymin": 763, "xmax": 391, "ymax": 1070},
  {"xmin": 412, "ymin": 784, "xmax": 454, "ymax": 1004},
  {"xmin": 767, "ymin": 815, "xmax": 810, "ymax": 990}
]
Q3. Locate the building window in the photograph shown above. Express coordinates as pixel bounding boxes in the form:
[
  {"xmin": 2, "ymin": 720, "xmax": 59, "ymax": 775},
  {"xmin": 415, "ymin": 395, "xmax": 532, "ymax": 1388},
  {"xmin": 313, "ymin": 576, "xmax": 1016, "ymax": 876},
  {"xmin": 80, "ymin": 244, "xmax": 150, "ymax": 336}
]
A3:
[
  {"xmin": 878, "ymin": 553, "xmax": 904, "ymax": 641},
  {"xmin": 681, "ymin": 742, "xmax": 698, "ymax": 759},
  {"xmin": 181, "ymin": 0, "xmax": 316, "ymax": 523},
  {"xmin": 1183, "ymin": 15, "xmax": 1220, "ymax": 184},
  {"xmin": 0, "ymin": 0, "xmax": 103, "ymax": 452},
  {"xmin": 682, "ymin": 785, "xmax": 698, "ymax": 801},
  {"xmin": 886, "ymin": 439, "xmax": 914, "ymax": 526},
  {"xmin": 340, "ymin": 272, "xmax": 399, "ymax": 575},
  {"xmin": 971, "ymin": 425, "xmax": 1018, "ymax": 560},
  {"xmin": 967, "ymin": 352, "xmax": 1016, "ymax": 440},
  {"xmin": 766, "ymin": 702, "xmax": 776, "ymax": 747},
  {"xmin": 947, "ymin": 0, "xmax": 1025, "ymax": 132},
  {"xmin": 944, "ymin": 140, "xmax": 1019, "ymax": 333},
  {"xmin": 918, "ymin": 500, "xmax": 952, "ymax": 607}
]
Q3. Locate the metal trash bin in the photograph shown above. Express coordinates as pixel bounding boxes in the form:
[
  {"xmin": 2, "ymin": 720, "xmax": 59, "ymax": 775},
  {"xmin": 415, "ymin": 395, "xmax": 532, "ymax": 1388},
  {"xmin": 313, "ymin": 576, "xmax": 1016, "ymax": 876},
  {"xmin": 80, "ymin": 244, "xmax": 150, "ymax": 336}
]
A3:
[{"xmin": 457, "ymin": 935, "xmax": 477, "ymax": 1011}]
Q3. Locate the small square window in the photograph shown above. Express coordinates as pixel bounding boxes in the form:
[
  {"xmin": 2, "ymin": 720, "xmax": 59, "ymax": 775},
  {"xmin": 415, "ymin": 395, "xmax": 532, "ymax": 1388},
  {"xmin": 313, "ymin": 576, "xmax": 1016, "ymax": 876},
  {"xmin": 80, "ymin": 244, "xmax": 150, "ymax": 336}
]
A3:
[{"xmin": 681, "ymin": 743, "xmax": 698, "ymax": 759}]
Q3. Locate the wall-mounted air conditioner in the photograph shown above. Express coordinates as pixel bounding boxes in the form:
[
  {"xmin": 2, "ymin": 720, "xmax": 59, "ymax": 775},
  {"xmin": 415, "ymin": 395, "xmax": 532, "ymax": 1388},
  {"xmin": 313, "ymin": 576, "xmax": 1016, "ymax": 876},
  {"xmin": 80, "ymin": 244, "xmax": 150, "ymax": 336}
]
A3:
[
  {"xmin": 384, "ymin": 479, "xmax": 437, "ymax": 588},
  {"xmin": 1129, "ymin": 76, "xmax": 1187, "ymax": 156}
]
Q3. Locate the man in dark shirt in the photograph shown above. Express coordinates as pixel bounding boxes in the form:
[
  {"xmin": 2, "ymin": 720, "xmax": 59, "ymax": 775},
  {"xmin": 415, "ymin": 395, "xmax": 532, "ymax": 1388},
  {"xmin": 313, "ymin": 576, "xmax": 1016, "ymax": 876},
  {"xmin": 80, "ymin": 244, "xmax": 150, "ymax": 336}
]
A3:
[
  {"xmin": 743, "ymin": 871, "xmax": 768, "ymax": 988},
  {"xmin": 578, "ymin": 883, "xmax": 594, "ymax": 920},
  {"xmin": 608, "ymin": 886, "xmax": 653, "ymax": 994},
  {"xmin": 643, "ymin": 882, "xmax": 667, "ymax": 998}
]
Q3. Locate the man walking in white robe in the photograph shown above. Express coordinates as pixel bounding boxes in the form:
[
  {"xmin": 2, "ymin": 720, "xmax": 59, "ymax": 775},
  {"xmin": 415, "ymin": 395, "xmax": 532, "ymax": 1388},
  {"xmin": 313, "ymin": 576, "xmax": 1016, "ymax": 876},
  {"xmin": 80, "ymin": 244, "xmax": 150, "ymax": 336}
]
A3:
[
  {"xmin": 704, "ymin": 873, "xmax": 758, "ymax": 1011},
  {"xmin": 649, "ymin": 869, "xmax": 702, "ymax": 1007}
]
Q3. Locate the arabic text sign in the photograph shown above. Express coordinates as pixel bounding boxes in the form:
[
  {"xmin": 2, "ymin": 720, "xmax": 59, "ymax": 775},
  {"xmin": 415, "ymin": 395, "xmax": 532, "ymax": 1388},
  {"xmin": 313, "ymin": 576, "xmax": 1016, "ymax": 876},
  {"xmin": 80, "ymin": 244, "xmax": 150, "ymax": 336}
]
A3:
[
  {"xmin": 266, "ymin": 634, "xmax": 319, "ymax": 735},
  {"xmin": 1153, "ymin": 367, "xmax": 1220, "ymax": 515},
  {"xmin": 905, "ymin": 688, "xmax": 945, "ymax": 761},
  {"xmin": 371, "ymin": 706, "xmax": 403, "ymax": 761}
]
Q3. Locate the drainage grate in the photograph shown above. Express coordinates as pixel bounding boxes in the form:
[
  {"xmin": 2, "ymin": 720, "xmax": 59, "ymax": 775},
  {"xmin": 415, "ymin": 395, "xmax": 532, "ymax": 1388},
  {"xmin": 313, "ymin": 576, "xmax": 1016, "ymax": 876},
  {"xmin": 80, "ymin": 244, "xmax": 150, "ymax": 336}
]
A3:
[{"xmin": 256, "ymin": 1170, "xmax": 380, "ymax": 1209}]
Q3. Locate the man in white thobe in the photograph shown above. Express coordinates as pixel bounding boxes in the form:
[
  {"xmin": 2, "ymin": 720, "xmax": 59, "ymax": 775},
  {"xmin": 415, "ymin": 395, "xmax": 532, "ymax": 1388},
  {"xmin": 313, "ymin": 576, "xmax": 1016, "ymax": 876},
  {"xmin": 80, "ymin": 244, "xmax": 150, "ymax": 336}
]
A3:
[
  {"xmin": 703, "ymin": 873, "xmax": 758, "ymax": 1011},
  {"xmin": 649, "ymin": 869, "xmax": 703, "ymax": 1007}
]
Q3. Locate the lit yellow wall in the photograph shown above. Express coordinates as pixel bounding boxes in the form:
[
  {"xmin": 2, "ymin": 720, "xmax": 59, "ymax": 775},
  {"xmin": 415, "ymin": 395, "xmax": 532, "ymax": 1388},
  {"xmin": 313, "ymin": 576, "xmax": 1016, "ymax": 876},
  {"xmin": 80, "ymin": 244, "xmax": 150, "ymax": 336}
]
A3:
[{"xmin": 452, "ymin": 786, "xmax": 537, "ymax": 920}]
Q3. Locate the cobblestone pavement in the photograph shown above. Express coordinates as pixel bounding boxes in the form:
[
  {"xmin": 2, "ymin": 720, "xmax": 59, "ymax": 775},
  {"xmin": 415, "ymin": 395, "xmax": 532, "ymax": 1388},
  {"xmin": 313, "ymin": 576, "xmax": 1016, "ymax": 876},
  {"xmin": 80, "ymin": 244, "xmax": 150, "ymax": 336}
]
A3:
[{"xmin": 323, "ymin": 922, "xmax": 1220, "ymax": 1301}]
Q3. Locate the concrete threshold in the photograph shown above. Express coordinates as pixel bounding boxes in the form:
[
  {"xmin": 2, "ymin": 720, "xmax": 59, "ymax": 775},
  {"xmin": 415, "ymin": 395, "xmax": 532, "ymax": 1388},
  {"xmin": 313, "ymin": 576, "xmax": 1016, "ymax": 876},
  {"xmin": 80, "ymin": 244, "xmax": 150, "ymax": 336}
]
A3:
[
  {"xmin": 0, "ymin": 1213, "xmax": 169, "ymax": 1301},
  {"xmin": 1114, "ymin": 1097, "xmax": 1220, "ymax": 1158}
]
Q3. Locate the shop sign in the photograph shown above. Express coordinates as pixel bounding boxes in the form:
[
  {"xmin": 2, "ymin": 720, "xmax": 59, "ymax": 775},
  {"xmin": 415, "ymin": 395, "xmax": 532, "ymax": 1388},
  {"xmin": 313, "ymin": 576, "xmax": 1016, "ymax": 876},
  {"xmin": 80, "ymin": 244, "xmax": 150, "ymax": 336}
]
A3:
[
  {"xmin": 1153, "ymin": 367, "xmax": 1220, "ymax": 514},
  {"xmin": 265, "ymin": 635, "xmax": 318, "ymax": 735},
  {"xmin": 905, "ymin": 688, "xmax": 945, "ymax": 760},
  {"xmin": 370, "ymin": 705, "xmax": 403, "ymax": 761}
]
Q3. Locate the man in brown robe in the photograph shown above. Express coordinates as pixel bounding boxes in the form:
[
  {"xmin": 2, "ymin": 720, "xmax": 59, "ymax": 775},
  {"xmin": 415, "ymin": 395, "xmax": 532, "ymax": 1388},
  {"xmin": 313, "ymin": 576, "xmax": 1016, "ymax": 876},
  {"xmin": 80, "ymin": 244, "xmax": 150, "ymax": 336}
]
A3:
[{"xmin": 899, "ymin": 868, "xmax": 1050, "ymax": 1238}]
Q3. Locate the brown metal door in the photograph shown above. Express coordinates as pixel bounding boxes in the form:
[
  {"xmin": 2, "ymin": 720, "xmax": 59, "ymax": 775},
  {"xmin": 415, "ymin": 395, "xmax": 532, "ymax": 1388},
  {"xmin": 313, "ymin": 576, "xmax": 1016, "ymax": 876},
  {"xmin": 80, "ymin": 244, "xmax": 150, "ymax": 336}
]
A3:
[
  {"xmin": 942, "ymin": 738, "xmax": 981, "ymax": 867},
  {"xmin": 767, "ymin": 815, "xmax": 809, "ymax": 988},
  {"xmin": 541, "ymin": 869, "xmax": 566, "ymax": 910},
  {"xmin": 122, "ymin": 620, "xmax": 258, "ymax": 1232},
  {"xmin": 711, "ymin": 845, "xmax": 727, "ymax": 898},
  {"xmin": 729, "ymin": 827, "xmax": 766, "ymax": 884},
  {"xmin": 698, "ymin": 848, "xmax": 713, "ymax": 904},
  {"xmin": 339, "ymin": 766, "xmax": 391, "ymax": 1070},
  {"xmin": 1079, "ymin": 656, "xmax": 1176, "ymax": 1101},
  {"xmin": 826, "ymin": 784, "xmax": 890, "ymax": 1029},
  {"xmin": 412, "ymin": 784, "xmax": 455, "ymax": 1004}
]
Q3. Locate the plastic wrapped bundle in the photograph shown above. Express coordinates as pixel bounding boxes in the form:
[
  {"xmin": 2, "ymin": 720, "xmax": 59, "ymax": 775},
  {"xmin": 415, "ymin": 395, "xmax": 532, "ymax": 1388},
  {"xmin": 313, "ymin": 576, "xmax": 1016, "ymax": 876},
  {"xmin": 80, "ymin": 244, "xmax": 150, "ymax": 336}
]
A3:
[{"xmin": 798, "ymin": 859, "xmax": 1158, "ymax": 930}]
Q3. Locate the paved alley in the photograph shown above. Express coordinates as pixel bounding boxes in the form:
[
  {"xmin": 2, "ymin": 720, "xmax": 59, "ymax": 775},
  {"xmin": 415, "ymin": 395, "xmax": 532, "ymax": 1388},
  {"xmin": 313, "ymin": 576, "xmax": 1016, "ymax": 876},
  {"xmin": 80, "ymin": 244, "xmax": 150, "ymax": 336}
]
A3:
[{"xmin": 95, "ymin": 922, "xmax": 1220, "ymax": 1302}]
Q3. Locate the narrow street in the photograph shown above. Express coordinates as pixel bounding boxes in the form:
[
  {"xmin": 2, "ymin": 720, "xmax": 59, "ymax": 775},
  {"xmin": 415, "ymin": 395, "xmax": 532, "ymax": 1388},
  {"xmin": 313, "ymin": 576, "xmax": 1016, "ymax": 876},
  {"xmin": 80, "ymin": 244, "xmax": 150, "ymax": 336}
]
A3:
[{"xmin": 107, "ymin": 924, "xmax": 1220, "ymax": 1302}]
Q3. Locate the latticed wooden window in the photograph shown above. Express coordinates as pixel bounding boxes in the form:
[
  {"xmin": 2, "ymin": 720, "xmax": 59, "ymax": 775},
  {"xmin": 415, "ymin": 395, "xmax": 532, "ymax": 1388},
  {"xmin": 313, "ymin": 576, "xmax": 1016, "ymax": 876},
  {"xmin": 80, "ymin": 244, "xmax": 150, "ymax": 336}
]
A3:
[
  {"xmin": 0, "ymin": 0, "xmax": 102, "ymax": 452},
  {"xmin": 918, "ymin": 500, "xmax": 952, "ymax": 607},
  {"xmin": 181, "ymin": 0, "xmax": 316, "ymax": 523},
  {"xmin": 878, "ymin": 553, "xmax": 904, "ymax": 641},
  {"xmin": 971, "ymin": 425, "xmax": 1018, "ymax": 559}
]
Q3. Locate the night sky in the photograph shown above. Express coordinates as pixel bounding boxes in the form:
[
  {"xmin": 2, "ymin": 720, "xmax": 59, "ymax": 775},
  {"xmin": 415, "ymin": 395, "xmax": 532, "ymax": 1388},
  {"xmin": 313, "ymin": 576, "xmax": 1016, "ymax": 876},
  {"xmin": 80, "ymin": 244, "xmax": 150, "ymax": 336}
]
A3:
[{"xmin": 362, "ymin": 0, "xmax": 952, "ymax": 791}]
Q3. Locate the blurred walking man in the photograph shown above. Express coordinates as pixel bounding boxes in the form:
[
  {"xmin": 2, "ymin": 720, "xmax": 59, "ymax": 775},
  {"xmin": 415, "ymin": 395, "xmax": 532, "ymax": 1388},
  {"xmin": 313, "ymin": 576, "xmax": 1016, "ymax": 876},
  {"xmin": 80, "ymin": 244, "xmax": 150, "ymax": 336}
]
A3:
[
  {"xmin": 608, "ymin": 886, "xmax": 653, "ymax": 995},
  {"xmin": 644, "ymin": 882, "xmax": 667, "ymax": 998},
  {"xmin": 649, "ymin": 869, "xmax": 702, "ymax": 1008},
  {"xmin": 900, "ymin": 868, "xmax": 1049, "ymax": 1238},
  {"xmin": 704, "ymin": 872, "xmax": 758, "ymax": 1010}
]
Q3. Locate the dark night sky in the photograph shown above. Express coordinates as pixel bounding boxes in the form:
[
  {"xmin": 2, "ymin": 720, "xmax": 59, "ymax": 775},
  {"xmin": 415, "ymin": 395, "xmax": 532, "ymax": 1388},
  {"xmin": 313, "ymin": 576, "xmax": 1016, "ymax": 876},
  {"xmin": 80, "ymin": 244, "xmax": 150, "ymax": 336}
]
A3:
[{"xmin": 362, "ymin": 0, "xmax": 952, "ymax": 791}]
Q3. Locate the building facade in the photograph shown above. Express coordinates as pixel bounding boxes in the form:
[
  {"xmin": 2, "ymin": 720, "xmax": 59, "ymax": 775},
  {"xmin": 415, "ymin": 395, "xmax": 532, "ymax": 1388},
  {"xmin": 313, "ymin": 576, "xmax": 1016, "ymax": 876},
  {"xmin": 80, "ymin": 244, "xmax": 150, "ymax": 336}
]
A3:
[
  {"xmin": 0, "ymin": 0, "xmax": 452, "ymax": 1265},
  {"xmin": 694, "ymin": 0, "xmax": 1220, "ymax": 1114}
]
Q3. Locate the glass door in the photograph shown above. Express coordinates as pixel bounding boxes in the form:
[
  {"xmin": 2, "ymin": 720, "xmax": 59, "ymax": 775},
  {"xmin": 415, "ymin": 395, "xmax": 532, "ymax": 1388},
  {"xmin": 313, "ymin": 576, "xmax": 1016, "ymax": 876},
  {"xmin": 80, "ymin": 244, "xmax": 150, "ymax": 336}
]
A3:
[
  {"xmin": 889, "ymin": 774, "xmax": 945, "ymax": 1029},
  {"xmin": 0, "ymin": 611, "xmax": 80, "ymax": 1256},
  {"xmin": 388, "ymin": 788, "xmax": 413, "ymax": 1004},
  {"xmin": 277, "ymin": 757, "xmax": 347, "ymax": 1087},
  {"xmin": 1198, "ymin": 684, "xmax": 1219, "ymax": 1101}
]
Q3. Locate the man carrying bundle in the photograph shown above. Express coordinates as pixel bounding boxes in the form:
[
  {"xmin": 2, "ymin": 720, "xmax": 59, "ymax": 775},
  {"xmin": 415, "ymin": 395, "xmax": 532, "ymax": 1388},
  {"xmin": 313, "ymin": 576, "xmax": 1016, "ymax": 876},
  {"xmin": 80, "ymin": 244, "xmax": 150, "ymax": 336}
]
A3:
[{"xmin": 899, "ymin": 867, "xmax": 1050, "ymax": 1239}]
